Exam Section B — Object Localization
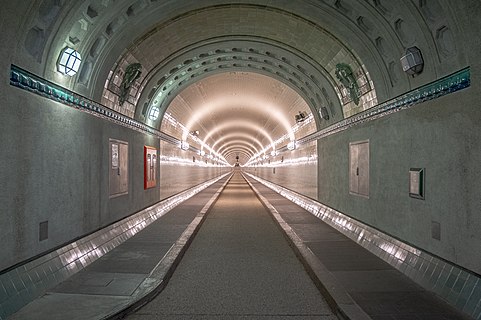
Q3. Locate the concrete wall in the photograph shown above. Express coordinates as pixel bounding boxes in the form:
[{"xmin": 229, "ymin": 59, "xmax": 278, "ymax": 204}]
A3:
[
  {"xmin": 315, "ymin": 1, "xmax": 481, "ymax": 276},
  {"xmin": 244, "ymin": 141, "xmax": 318, "ymax": 199},
  {"xmin": 244, "ymin": 1, "xmax": 481, "ymax": 277},
  {"xmin": 316, "ymin": 86, "xmax": 481, "ymax": 275},
  {"xmin": 0, "ymin": 85, "xmax": 229, "ymax": 272},
  {"xmin": 246, "ymin": 68, "xmax": 481, "ymax": 277},
  {"xmin": 246, "ymin": 74, "xmax": 481, "ymax": 277},
  {"xmin": 158, "ymin": 141, "xmax": 231, "ymax": 200}
]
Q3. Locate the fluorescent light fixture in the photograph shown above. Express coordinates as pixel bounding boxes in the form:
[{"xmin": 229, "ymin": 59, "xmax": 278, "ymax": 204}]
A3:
[
  {"xmin": 287, "ymin": 141, "xmax": 297, "ymax": 151},
  {"xmin": 57, "ymin": 47, "xmax": 82, "ymax": 76},
  {"xmin": 180, "ymin": 141, "xmax": 189, "ymax": 150}
]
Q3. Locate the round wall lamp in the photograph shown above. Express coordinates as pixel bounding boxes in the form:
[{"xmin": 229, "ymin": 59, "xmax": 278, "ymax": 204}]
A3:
[
  {"xmin": 57, "ymin": 47, "xmax": 82, "ymax": 76},
  {"xmin": 400, "ymin": 46, "xmax": 424, "ymax": 76},
  {"xmin": 149, "ymin": 106, "xmax": 160, "ymax": 120}
]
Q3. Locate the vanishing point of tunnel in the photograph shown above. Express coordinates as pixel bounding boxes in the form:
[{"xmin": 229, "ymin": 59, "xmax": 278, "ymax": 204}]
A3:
[{"xmin": 1, "ymin": 1, "xmax": 481, "ymax": 319}]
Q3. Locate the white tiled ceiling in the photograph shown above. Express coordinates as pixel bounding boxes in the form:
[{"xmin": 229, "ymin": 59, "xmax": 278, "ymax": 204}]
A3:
[{"xmin": 163, "ymin": 72, "xmax": 312, "ymax": 163}]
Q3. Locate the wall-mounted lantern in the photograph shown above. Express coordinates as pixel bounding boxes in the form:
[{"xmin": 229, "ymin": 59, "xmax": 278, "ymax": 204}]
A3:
[
  {"xmin": 57, "ymin": 47, "xmax": 82, "ymax": 76},
  {"xmin": 319, "ymin": 106, "xmax": 330, "ymax": 120},
  {"xmin": 400, "ymin": 46, "xmax": 424, "ymax": 76},
  {"xmin": 180, "ymin": 141, "xmax": 189, "ymax": 150},
  {"xmin": 287, "ymin": 141, "xmax": 297, "ymax": 151},
  {"xmin": 149, "ymin": 106, "xmax": 160, "ymax": 120}
]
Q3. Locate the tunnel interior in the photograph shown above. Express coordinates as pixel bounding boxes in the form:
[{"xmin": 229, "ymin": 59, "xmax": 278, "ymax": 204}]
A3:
[{"xmin": 1, "ymin": 1, "xmax": 481, "ymax": 319}]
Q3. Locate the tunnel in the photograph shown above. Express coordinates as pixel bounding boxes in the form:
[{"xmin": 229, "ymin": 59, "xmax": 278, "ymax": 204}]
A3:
[{"xmin": 1, "ymin": 1, "xmax": 481, "ymax": 319}]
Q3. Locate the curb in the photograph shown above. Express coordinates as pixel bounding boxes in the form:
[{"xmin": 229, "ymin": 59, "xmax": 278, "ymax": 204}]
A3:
[
  {"xmin": 242, "ymin": 173, "xmax": 371, "ymax": 320},
  {"xmin": 104, "ymin": 173, "xmax": 233, "ymax": 319}
]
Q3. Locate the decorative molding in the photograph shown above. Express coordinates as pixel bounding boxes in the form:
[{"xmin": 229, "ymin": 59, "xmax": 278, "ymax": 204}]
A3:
[
  {"xmin": 9, "ymin": 65, "xmax": 231, "ymax": 167},
  {"xmin": 299, "ymin": 67, "xmax": 470, "ymax": 145},
  {"xmin": 9, "ymin": 64, "xmax": 178, "ymax": 145},
  {"xmin": 119, "ymin": 62, "xmax": 142, "ymax": 106},
  {"xmin": 335, "ymin": 62, "xmax": 361, "ymax": 105},
  {"xmin": 9, "ymin": 65, "xmax": 471, "ymax": 160}
]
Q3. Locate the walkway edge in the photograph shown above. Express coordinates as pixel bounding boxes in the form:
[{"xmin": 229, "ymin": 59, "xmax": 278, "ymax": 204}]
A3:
[
  {"xmin": 243, "ymin": 173, "xmax": 371, "ymax": 320},
  {"xmin": 103, "ymin": 173, "xmax": 234, "ymax": 319}
]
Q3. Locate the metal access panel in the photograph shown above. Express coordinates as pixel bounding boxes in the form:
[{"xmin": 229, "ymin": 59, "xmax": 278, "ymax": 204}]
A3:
[
  {"xmin": 144, "ymin": 146, "xmax": 157, "ymax": 189},
  {"xmin": 409, "ymin": 168, "xmax": 425, "ymax": 199},
  {"xmin": 109, "ymin": 139, "xmax": 129, "ymax": 197},
  {"xmin": 349, "ymin": 140, "xmax": 369, "ymax": 197}
]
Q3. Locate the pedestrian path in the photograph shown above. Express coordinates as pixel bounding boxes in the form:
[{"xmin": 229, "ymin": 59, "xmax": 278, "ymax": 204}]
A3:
[
  {"xmin": 244, "ymin": 173, "xmax": 472, "ymax": 320},
  {"xmin": 125, "ymin": 172, "xmax": 337, "ymax": 319},
  {"xmin": 9, "ymin": 170, "xmax": 471, "ymax": 320},
  {"xmin": 9, "ymin": 175, "xmax": 231, "ymax": 320}
]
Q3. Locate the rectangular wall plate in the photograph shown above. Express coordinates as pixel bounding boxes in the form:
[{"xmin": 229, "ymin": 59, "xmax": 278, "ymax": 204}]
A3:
[
  {"xmin": 409, "ymin": 168, "xmax": 425, "ymax": 199},
  {"xmin": 39, "ymin": 221, "xmax": 48, "ymax": 241}
]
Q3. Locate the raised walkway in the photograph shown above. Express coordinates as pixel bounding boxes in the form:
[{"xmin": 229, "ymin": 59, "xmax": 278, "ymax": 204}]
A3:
[
  {"xmin": 9, "ymin": 175, "xmax": 231, "ymax": 320},
  {"xmin": 124, "ymin": 172, "xmax": 336, "ymax": 319},
  {"xmin": 244, "ymin": 173, "xmax": 472, "ymax": 320},
  {"xmin": 8, "ymin": 171, "xmax": 473, "ymax": 320}
]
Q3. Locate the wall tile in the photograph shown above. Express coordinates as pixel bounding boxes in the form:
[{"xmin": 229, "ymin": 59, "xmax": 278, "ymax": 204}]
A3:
[{"xmin": 247, "ymin": 173, "xmax": 481, "ymax": 319}]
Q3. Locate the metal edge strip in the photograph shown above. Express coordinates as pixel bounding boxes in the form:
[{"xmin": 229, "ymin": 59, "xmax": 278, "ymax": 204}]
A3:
[{"xmin": 244, "ymin": 172, "xmax": 481, "ymax": 319}]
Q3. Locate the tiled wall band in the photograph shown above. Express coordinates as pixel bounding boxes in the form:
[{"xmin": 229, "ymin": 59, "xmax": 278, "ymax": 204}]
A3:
[
  {"xmin": 246, "ymin": 173, "xmax": 481, "ymax": 320},
  {"xmin": 10, "ymin": 65, "xmax": 470, "ymax": 156},
  {"xmin": 0, "ymin": 173, "xmax": 230, "ymax": 320},
  {"xmin": 297, "ymin": 67, "xmax": 470, "ymax": 147}
]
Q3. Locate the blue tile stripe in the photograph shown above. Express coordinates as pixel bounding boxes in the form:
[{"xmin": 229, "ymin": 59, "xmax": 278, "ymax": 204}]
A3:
[
  {"xmin": 298, "ymin": 67, "xmax": 471, "ymax": 145},
  {"xmin": 10, "ymin": 65, "xmax": 470, "ymax": 152},
  {"xmin": 9, "ymin": 65, "xmax": 179, "ymax": 146},
  {"xmin": 246, "ymin": 172, "xmax": 481, "ymax": 320}
]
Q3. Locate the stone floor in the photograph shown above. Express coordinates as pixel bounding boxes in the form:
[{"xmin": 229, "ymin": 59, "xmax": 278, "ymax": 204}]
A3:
[
  {"xmin": 8, "ymin": 171, "xmax": 474, "ymax": 320},
  {"xmin": 245, "ymin": 174, "xmax": 473, "ymax": 320},
  {"xmin": 125, "ymin": 173, "xmax": 336, "ymax": 319},
  {"xmin": 9, "ymin": 176, "xmax": 230, "ymax": 320}
]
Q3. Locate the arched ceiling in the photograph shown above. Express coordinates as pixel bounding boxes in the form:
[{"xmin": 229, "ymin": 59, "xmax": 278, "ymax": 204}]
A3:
[
  {"xmin": 16, "ymin": 0, "xmax": 464, "ymax": 165},
  {"xmin": 161, "ymin": 72, "xmax": 313, "ymax": 164}
]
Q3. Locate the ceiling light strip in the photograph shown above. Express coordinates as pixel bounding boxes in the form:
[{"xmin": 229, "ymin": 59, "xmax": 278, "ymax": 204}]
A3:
[
  {"xmin": 163, "ymin": 112, "xmax": 228, "ymax": 165},
  {"xmin": 245, "ymin": 113, "xmax": 313, "ymax": 166}
]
